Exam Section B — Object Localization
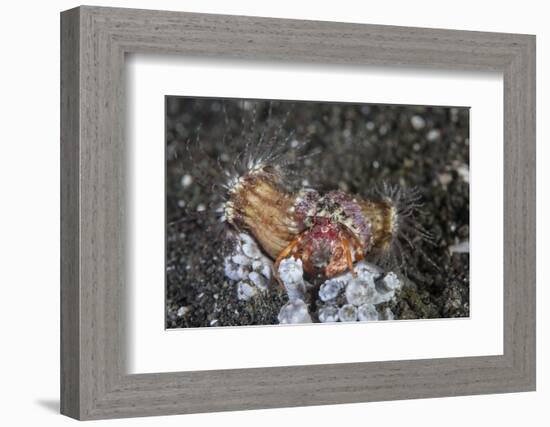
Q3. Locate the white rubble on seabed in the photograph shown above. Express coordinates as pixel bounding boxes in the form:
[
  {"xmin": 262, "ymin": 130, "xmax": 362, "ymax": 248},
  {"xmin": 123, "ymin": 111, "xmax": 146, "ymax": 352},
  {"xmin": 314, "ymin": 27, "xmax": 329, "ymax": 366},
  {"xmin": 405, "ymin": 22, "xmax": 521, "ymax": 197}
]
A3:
[
  {"xmin": 276, "ymin": 258, "xmax": 315, "ymax": 324},
  {"xmin": 224, "ymin": 233, "xmax": 403, "ymax": 324},
  {"xmin": 278, "ymin": 257, "xmax": 310, "ymax": 301},
  {"xmin": 278, "ymin": 299, "xmax": 312, "ymax": 324},
  {"xmin": 277, "ymin": 258, "xmax": 403, "ymax": 324},
  {"xmin": 223, "ymin": 233, "xmax": 272, "ymax": 301},
  {"xmin": 316, "ymin": 262, "xmax": 402, "ymax": 323}
]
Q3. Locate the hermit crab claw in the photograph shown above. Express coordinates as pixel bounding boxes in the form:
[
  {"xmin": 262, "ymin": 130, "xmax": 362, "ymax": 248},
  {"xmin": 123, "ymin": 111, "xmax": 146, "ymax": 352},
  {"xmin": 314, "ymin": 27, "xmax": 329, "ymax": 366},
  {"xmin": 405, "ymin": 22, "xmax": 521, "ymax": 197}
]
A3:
[{"xmin": 273, "ymin": 225, "xmax": 360, "ymax": 286}]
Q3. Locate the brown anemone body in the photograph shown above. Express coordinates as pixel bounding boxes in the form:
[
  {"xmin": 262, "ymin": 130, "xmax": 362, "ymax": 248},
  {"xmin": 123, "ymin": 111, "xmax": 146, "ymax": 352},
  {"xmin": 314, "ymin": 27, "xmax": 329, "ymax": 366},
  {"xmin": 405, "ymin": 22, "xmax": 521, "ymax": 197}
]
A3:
[
  {"xmin": 225, "ymin": 169, "xmax": 299, "ymax": 259},
  {"xmin": 358, "ymin": 198, "xmax": 396, "ymax": 253}
]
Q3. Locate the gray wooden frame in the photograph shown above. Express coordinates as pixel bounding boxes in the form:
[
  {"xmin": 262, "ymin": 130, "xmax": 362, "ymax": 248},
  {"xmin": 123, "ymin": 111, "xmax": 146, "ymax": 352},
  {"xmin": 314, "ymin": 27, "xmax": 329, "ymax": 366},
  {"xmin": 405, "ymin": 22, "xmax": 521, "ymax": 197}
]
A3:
[{"xmin": 60, "ymin": 5, "xmax": 536, "ymax": 420}]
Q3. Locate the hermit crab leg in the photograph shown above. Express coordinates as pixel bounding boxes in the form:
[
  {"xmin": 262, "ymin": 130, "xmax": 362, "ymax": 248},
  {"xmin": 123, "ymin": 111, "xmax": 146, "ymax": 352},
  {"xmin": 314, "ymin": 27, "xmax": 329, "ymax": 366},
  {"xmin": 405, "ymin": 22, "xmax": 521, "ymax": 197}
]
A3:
[
  {"xmin": 273, "ymin": 234, "xmax": 303, "ymax": 288},
  {"xmin": 341, "ymin": 236, "xmax": 357, "ymax": 278}
]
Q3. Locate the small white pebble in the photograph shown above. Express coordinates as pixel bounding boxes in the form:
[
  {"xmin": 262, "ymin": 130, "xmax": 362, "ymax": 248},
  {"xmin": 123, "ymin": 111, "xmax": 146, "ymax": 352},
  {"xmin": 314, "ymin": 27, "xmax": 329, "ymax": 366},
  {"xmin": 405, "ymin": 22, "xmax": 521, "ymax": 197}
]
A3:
[
  {"xmin": 358, "ymin": 304, "xmax": 379, "ymax": 321},
  {"xmin": 410, "ymin": 115, "xmax": 426, "ymax": 130},
  {"xmin": 196, "ymin": 203, "xmax": 206, "ymax": 212},
  {"xmin": 279, "ymin": 258, "xmax": 307, "ymax": 300},
  {"xmin": 318, "ymin": 306, "xmax": 339, "ymax": 323},
  {"xmin": 426, "ymin": 129, "xmax": 441, "ymax": 142},
  {"xmin": 242, "ymin": 241, "xmax": 261, "ymax": 259},
  {"xmin": 366, "ymin": 121, "xmax": 375, "ymax": 131},
  {"xmin": 319, "ymin": 279, "xmax": 342, "ymax": 302},
  {"xmin": 238, "ymin": 233, "xmax": 256, "ymax": 246},
  {"xmin": 224, "ymin": 258, "xmax": 241, "ymax": 281},
  {"xmin": 278, "ymin": 299, "xmax": 312, "ymax": 324},
  {"xmin": 438, "ymin": 172, "xmax": 453, "ymax": 186},
  {"xmin": 278, "ymin": 257, "xmax": 304, "ymax": 285},
  {"xmin": 252, "ymin": 258, "xmax": 272, "ymax": 280},
  {"xmin": 249, "ymin": 271, "xmax": 268, "ymax": 291},
  {"xmin": 449, "ymin": 240, "xmax": 469, "ymax": 254},
  {"xmin": 236, "ymin": 265, "xmax": 248, "ymax": 280},
  {"xmin": 176, "ymin": 306, "xmax": 189, "ymax": 317},
  {"xmin": 237, "ymin": 281, "xmax": 258, "ymax": 301},
  {"xmin": 382, "ymin": 272, "xmax": 402, "ymax": 291},
  {"xmin": 456, "ymin": 164, "xmax": 470, "ymax": 183},
  {"xmin": 260, "ymin": 261, "xmax": 272, "ymax": 280},
  {"xmin": 338, "ymin": 304, "xmax": 358, "ymax": 322},
  {"xmin": 181, "ymin": 174, "xmax": 193, "ymax": 188},
  {"xmin": 231, "ymin": 254, "xmax": 250, "ymax": 266},
  {"xmin": 209, "ymin": 319, "xmax": 219, "ymax": 326},
  {"xmin": 285, "ymin": 280, "xmax": 307, "ymax": 301},
  {"xmin": 345, "ymin": 279, "xmax": 373, "ymax": 306},
  {"xmin": 354, "ymin": 262, "xmax": 380, "ymax": 284}
]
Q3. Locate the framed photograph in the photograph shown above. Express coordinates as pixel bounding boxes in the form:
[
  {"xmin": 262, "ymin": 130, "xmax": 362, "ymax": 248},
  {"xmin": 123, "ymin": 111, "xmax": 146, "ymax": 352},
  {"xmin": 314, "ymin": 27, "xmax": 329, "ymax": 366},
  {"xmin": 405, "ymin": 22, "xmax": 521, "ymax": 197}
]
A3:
[{"xmin": 61, "ymin": 6, "xmax": 536, "ymax": 420}]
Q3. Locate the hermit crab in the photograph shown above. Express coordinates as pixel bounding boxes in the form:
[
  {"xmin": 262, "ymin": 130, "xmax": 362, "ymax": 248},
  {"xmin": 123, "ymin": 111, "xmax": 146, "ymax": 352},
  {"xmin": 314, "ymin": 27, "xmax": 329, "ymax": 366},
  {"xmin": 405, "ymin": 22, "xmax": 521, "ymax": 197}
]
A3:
[{"xmin": 222, "ymin": 158, "xmax": 430, "ymax": 283}]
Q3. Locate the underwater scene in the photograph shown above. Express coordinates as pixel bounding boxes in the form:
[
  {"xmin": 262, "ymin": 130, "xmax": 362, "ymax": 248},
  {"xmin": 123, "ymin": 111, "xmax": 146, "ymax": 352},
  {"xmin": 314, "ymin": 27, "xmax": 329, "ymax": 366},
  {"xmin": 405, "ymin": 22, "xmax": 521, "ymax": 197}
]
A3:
[{"xmin": 165, "ymin": 97, "xmax": 470, "ymax": 328}]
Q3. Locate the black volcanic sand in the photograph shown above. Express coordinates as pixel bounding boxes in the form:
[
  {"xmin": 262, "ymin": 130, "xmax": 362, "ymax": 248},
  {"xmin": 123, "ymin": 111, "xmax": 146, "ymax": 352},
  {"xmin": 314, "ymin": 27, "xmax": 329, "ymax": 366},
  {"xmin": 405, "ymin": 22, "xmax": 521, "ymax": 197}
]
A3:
[{"xmin": 165, "ymin": 98, "xmax": 470, "ymax": 328}]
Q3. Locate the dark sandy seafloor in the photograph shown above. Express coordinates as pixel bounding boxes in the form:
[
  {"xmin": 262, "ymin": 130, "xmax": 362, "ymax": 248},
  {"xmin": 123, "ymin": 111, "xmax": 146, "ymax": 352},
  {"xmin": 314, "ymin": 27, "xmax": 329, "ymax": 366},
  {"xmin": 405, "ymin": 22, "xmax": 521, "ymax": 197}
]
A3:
[{"xmin": 165, "ymin": 97, "xmax": 470, "ymax": 328}]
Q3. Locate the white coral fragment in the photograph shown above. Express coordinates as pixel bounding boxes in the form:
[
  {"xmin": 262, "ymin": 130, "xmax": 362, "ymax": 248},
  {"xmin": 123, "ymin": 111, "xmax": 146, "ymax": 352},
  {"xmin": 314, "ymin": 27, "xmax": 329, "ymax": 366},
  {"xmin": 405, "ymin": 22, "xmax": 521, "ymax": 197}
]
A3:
[
  {"xmin": 345, "ymin": 279, "xmax": 373, "ymax": 306},
  {"xmin": 237, "ymin": 281, "xmax": 258, "ymax": 301},
  {"xmin": 224, "ymin": 236, "xmax": 404, "ymax": 323},
  {"xmin": 319, "ymin": 279, "xmax": 343, "ymax": 302},
  {"xmin": 252, "ymin": 260, "xmax": 272, "ymax": 280},
  {"xmin": 224, "ymin": 258, "xmax": 242, "ymax": 281},
  {"xmin": 242, "ymin": 241, "xmax": 261, "ymax": 259},
  {"xmin": 278, "ymin": 299, "xmax": 312, "ymax": 324},
  {"xmin": 224, "ymin": 233, "xmax": 273, "ymax": 299},
  {"xmin": 382, "ymin": 272, "xmax": 401, "ymax": 291},
  {"xmin": 354, "ymin": 262, "xmax": 380, "ymax": 284},
  {"xmin": 278, "ymin": 257, "xmax": 304, "ymax": 285},
  {"xmin": 318, "ymin": 305, "xmax": 339, "ymax": 323},
  {"xmin": 278, "ymin": 257, "xmax": 307, "ymax": 301},
  {"xmin": 231, "ymin": 254, "xmax": 250, "ymax": 266},
  {"xmin": 358, "ymin": 304, "xmax": 379, "ymax": 321},
  {"xmin": 317, "ymin": 261, "xmax": 402, "ymax": 322},
  {"xmin": 249, "ymin": 271, "xmax": 268, "ymax": 291},
  {"xmin": 338, "ymin": 304, "xmax": 358, "ymax": 322}
]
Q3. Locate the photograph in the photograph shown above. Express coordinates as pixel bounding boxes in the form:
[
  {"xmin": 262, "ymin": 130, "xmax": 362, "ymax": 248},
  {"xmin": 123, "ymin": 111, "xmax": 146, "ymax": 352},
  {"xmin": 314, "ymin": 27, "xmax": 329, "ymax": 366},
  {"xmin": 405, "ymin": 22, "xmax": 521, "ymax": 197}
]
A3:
[{"xmin": 165, "ymin": 97, "xmax": 470, "ymax": 328}]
